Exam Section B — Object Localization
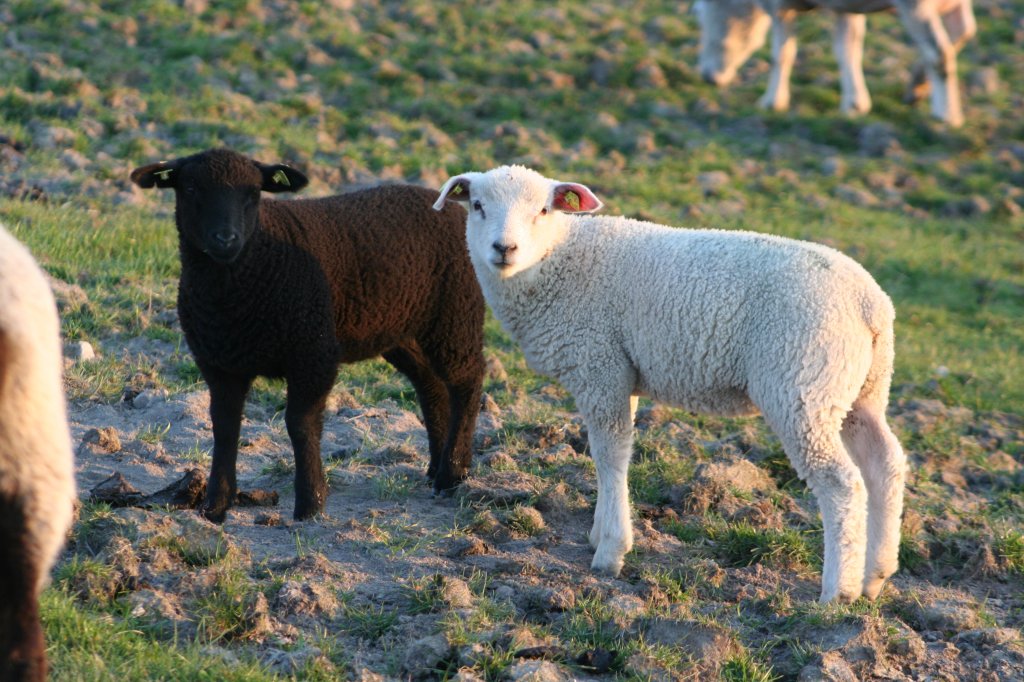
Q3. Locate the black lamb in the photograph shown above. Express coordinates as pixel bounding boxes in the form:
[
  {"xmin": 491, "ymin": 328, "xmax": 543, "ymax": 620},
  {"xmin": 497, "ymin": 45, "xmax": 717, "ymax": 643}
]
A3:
[{"xmin": 131, "ymin": 148, "xmax": 485, "ymax": 522}]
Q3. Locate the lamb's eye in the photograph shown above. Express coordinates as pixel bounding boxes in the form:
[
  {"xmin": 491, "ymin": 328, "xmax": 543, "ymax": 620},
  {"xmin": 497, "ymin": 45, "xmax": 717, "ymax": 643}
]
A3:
[
  {"xmin": 473, "ymin": 201, "xmax": 485, "ymax": 217},
  {"xmin": 540, "ymin": 207, "xmax": 548, "ymax": 216}
]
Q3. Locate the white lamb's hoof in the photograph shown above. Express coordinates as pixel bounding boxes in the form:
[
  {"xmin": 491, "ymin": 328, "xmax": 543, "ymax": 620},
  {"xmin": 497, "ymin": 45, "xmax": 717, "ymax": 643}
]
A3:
[
  {"xmin": 590, "ymin": 547, "xmax": 625, "ymax": 577},
  {"xmin": 862, "ymin": 572, "xmax": 893, "ymax": 601},
  {"xmin": 819, "ymin": 585, "xmax": 860, "ymax": 604}
]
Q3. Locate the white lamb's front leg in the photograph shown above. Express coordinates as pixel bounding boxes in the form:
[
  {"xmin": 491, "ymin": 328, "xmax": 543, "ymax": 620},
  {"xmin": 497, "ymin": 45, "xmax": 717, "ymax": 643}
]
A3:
[
  {"xmin": 833, "ymin": 13, "xmax": 871, "ymax": 115},
  {"xmin": 588, "ymin": 422, "xmax": 634, "ymax": 576},
  {"xmin": 759, "ymin": 9, "xmax": 798, "ymax": 112}
]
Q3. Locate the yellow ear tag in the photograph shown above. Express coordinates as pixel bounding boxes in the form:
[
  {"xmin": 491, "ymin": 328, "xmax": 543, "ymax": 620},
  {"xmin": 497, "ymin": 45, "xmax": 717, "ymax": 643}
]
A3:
[
  {"xmin": 272, "ymin": 169, "xmax": 290, "ymax": 186},
  {"xmin": 564, "ymin": 190, "xmax": 580, "ymax": 211},
  {"xmin": 451, "ymin": 184, "xmax": 463, "ymax": 195},
  {"xmin": 156, "ymin": 169, "xmax": 173, "ymax": 181}
]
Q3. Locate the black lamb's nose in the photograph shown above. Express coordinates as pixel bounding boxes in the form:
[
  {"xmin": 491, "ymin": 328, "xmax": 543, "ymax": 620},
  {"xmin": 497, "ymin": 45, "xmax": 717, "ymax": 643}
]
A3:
[
  {"xmin": 492, "ymin": 242, "xmax": 517, "ymax": 256},
  {"xmin": 214, "ymin": 231, "xmax": 237, "ymax": 247}
]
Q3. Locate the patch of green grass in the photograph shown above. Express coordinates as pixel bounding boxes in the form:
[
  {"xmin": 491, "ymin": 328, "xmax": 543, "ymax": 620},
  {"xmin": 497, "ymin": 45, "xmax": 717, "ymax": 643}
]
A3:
[
  {"xmin": 137, "ymin": 421, "xmax": 171, "ymax": 444},
  {"xmin": 504, "ymin": 504, "xmax": 546, "ymax": 537},
  {"xmin": 42, "ymin": 588, "xmax": 279, "ymax": 681},
  {"xmin": 720, "ymin": 651, "xmax": 780, "ymax": 682},
  {"xmin": 995, "ymin": 529, "xmax": 1024, "ymax": 573},
  {"xmin": 193, "ymin": 566, "xmax": 262, "ymax": 642},
  {"xmin": 403, "ymin": 574, "xmax": 448, "ymax": 615},
  {"xmin": 340, "ymin": 602, "xmax": 398, "ymax": 641},
  {"xmin": 371, "ymin": 470, "xmax": 420, "ymax": 501},
  {"xmin": 710, "ymin": 521, "xmax": 821, "ymax": 571},
  {"xmin": 629, "ymin": 451, "xmax": 693, "ymax": 505}
]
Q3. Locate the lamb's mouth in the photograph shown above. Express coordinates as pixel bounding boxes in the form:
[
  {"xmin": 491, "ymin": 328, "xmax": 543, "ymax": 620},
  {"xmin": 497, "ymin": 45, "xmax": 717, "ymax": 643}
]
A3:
[{"xmin": 204, "ymin": 244, "xmax": 244, "ymax": 264}]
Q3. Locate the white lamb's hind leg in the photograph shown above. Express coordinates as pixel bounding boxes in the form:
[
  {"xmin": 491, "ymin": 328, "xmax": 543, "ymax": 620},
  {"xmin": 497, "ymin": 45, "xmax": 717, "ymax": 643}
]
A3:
[
  {"xmin": 586, "ymin": 412, "xmax": 635, "ymax": 577},
  {"xmin": 805, "ymin": 442, "xmax": 869, "ymax": 603},
  {"xmin": 843, "ymin": 404, "xmax": 906, "ymax": 600}
]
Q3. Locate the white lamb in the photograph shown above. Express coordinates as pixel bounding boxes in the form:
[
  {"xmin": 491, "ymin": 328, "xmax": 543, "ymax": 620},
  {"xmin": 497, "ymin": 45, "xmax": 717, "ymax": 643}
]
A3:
[
  {"xmin": 434, "ymin": 167, "xmax": 906, "ymax": 603},
  {"xmin": 0, "ymin": 224, "xmax": 76, "ymax": 680}
]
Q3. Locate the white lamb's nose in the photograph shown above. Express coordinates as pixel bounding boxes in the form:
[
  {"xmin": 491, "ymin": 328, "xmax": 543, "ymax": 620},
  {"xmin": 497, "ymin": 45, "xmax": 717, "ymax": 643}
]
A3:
[{"xmin": 492, "ymin": 242, "xmax": 517, "ymax": 256}]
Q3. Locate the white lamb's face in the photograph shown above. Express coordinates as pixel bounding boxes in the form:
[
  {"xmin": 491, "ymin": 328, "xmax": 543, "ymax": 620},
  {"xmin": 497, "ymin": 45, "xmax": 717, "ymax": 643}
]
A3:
[
  {"xmin": 435, "ymin": 167, "xmax": 603, "ymax": 280},
  {"xmin": 466, "ymin": 171, "xmax": 561, "ymax": 279},
  {"xmin": 695, "ymin": 0, "xmax": 771, "ymax": 86}
]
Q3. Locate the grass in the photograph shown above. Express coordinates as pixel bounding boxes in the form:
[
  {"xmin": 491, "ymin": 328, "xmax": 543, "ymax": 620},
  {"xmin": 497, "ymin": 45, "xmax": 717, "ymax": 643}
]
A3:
[{"xmin": 42, "ymin": 589, "xmax": 280, "ymax": 682}]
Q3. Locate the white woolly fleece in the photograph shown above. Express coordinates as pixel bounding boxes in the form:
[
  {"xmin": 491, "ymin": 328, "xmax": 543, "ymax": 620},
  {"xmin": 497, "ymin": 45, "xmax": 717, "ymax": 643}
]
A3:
[
  {"xmin": 0, "ymin": 224, "xmax": 76, "ymax": 593},
  {"xmin": 437, "ymin": 165, "xmax": 906, "ymax": 603}
]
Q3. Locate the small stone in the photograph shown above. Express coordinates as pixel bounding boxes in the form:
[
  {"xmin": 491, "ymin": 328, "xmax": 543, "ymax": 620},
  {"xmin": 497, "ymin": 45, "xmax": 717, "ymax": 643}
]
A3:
[
  {"xmin": 402, "ymin": 633, "xmax": 452, "ymax": 679},
  {"xmin": 834, "ymin": 184, "xmax": 879, "ymax": 208},
  {"xmin": 858, "ymin": 123, "xmax": 902, "ymax": 158},
  {"xmin": 697, "ymin": 171, "xmax": 730, "ymax": 197},
  {"xmin": 968, "ymin": 66, "xmax": 1000, "ymax": 95},
  {"xmin": 89, "ymin": 472, "xmax": 143, "ymax": 506},
  {"xmin": 445, "ymin": 535, "xmax": 490, "ymax": 558},
  {"xmin": 821, "ymin": 157, "xmax": 846, "ymax": 178},
  {"xmin": 505, "ymin": 659, "xmax": 572, "ymax": 682},
  {"xmin": 255, "ymin": 512, "xmax": 282, "ymax": 527},
  {"xmin": 64, "ymin": 340, "xmax": 96, "ymax": 362},
  {"xmin": 485, "ymin": 354, "xmax": 507, "ymax": 383},
  {"xmin": 798, "ymin": 651, "xmax": 858, "ymax": 682},
  {"xmin": 81, "ymin": 426, "xmax": 122, "ymax": 453},
  {"xmin": 60, "ymin": 149, "xmax": 90, "ymax": 171},
  {"xmin": 131, "ymin": 388, "xmax": 168, "ymax": 409}
]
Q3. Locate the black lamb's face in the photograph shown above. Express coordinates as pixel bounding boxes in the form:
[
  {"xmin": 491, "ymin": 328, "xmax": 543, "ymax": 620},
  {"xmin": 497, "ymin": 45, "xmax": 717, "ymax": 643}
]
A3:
[{"xmin": 130, "ymin": 148, "xmax": 309, "ymax": 265}]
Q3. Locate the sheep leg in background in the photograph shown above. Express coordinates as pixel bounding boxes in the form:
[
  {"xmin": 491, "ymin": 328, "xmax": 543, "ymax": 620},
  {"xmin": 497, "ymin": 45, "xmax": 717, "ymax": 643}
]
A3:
[
  {"xmin": 833, "ymin": 12, "xmax": 872, "ymax": 114},
  {"xmin": 892, "ymin": 0, "xmax": 963, "ymax": 126},
  {"xmin": 759, "ymin": 6, "xmax": 800, "ymax": 111},
  {"xmin": 285, "ymin": 367, "xmax": 336, "ymax": 520},
  {"xmin": 0, "ymin": 503, "xmax": 46, "ymax": 682},
  {"xmin": 200, "ymin": 368, "xmax": 252, "ymax": 523},
  {"xmin": 383, "ymin": 346, "xmax": 451, "ymax": 482}
]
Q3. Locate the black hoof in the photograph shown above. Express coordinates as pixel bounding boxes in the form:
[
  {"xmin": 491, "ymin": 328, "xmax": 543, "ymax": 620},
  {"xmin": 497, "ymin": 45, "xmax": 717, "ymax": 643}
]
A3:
[{"xmin": 201, "ymin": 505, "xmax": 228, "ymax": 524}]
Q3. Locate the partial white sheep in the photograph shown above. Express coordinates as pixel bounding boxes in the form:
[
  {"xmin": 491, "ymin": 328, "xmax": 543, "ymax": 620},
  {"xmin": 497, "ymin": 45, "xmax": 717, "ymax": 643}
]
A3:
[
  {"xmin": 0, "ymin": 224, "xmax": 76, "ymax": 680},
  {"xmin": 695, "ymin": 0, "xmax": 977, "ymax": 127},
  {"xmin": 434, "ymin": 166, "xmax": 906, "ymax": 603}
]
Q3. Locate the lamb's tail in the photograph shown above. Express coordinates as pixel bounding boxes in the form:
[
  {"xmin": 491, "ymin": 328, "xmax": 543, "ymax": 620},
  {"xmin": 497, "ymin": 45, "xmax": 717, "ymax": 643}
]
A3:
[{"xmin": 855, "ymin": 291, "xmax": 896, "ymax": 411}]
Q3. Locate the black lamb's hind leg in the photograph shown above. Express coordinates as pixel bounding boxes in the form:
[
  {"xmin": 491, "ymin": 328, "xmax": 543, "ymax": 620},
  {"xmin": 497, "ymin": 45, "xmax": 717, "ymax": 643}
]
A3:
[
  {"xmin": 200, "ymin": 368, "xmax": 253, "ymax": 523},
  {"xmin": 383, "ymin": 345, "xmax": 450, "ymax": 481},
  {"xmin": 286, "ymin": 364, "xmax": 337, "ymax": 520}
]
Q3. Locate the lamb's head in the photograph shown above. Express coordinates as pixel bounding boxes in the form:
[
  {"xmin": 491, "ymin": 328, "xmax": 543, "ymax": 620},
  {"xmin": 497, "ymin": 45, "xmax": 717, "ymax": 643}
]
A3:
[
  {"xmin": 433, "ymin": 166, "xmax": 602, "ymax": 279},
  {"xmin": 694, "ymin": 0, "xmax": 771, "ymax": 86},
  {"xmin": 131, "ymin": 148, "xmax": 308, "ymax": 264}
]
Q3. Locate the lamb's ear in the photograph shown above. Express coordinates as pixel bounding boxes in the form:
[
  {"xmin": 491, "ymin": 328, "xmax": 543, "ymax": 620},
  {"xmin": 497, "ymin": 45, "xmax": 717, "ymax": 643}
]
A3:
[
  {"xmin": 130, "ymin": 160, "xmax": 181, "ymax": 189},
  {"xmin": 550, "ymin": 182, "xmax": 603, "ymax": 213},
  {"xmin": 432, "ymin": 174, "xmax": 474, "ymax": 211},
  {"xmin": 257, "ymin": 163, "xmax": 309, "ymax": 193}
]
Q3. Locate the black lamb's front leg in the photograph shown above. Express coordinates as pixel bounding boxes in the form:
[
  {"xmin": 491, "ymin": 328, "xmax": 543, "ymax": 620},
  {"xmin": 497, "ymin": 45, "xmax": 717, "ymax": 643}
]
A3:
[
  {"xmin": 433, "ymin": 374, "xmax": 483, "ymax": 495},
  {"xmin": 285, "ymin": 368, "xmax": 336, "ymax": 520},
  {"xmin": 200, "ymin": 368, "xmax": 253, "ymax": 523}
]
